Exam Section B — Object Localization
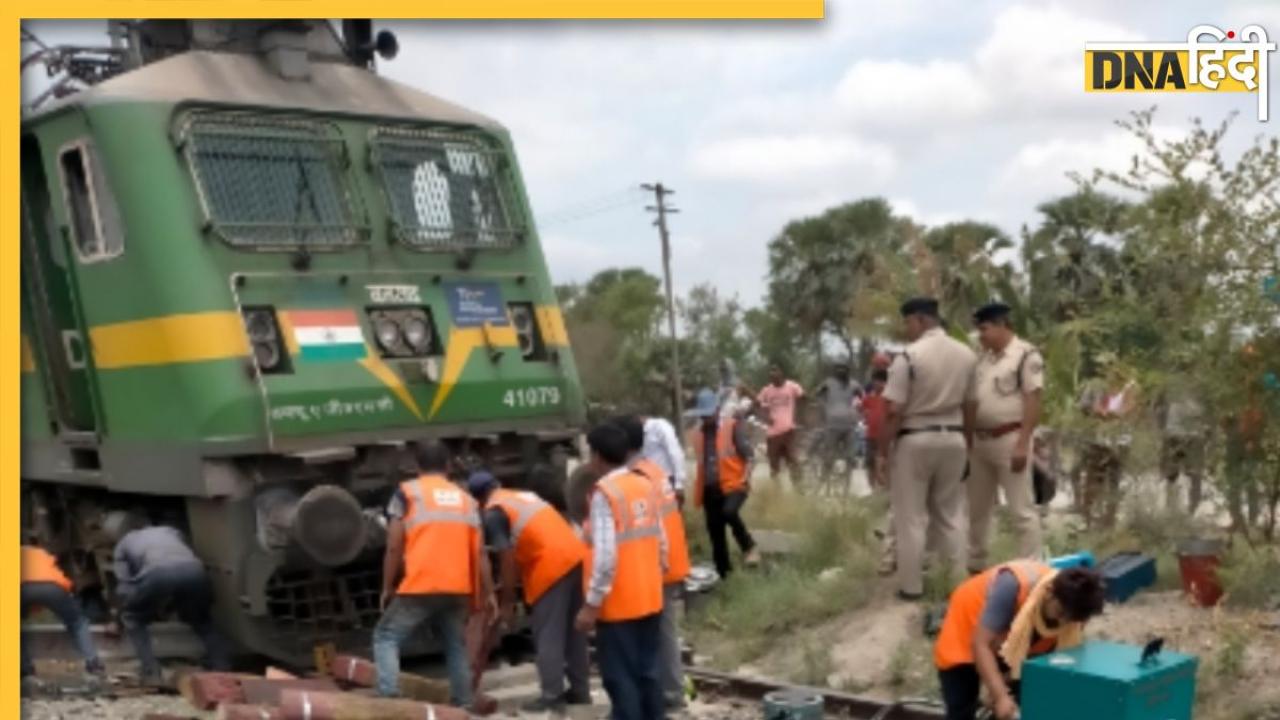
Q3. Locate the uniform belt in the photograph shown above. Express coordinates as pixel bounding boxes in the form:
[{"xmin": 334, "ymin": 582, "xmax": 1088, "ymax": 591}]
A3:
[
  {"xmin": 898, "ymin": 425, "xmax": 964, "ymax": 437},
  {"xmin": 975, "ymin": 422, "xmax": 1022, "ymax": 440}
]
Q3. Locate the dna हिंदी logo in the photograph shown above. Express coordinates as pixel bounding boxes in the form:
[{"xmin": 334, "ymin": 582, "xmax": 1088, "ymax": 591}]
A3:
[{"xmin": 1084, "ymin": 25, "xmax": 1276, "ymax": 121}]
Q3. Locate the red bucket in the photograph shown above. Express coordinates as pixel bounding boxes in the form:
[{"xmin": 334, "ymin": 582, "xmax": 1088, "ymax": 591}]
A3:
[{"xmin": 1177, "ymin": 539, "xmax": 1224, "ymax": 607}]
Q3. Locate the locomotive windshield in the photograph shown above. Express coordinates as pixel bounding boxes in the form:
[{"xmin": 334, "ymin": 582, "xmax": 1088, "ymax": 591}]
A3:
[
  {"xmin": 371, "ymin": 127, "xmax": 522, "ymax": 250},
  {"xmin": 183, "ymin": 114, "xmax": 363, "ymax": 249}
]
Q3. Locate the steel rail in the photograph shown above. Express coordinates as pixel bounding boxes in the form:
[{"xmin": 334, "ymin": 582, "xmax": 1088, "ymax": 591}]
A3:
[{"xmin": 686, "ymin": 666, "xmax": 946, "ymax": 720}]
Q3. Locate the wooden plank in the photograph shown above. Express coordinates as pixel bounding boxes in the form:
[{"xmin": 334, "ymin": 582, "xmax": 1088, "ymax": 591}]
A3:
[
  {"xmin": 279, "ymin": 689, "xmax": 470, "ymax": 720},
  {"xmin": 239, "ymin": 677, "xmax": 340, "ymax": 706},
  {"xmin": 215, "ymin": 704, "xmax": 284, "ymax": 720}
]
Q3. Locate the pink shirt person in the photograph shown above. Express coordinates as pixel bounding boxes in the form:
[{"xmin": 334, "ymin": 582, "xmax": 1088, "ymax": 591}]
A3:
[{"xmin": 758, "ymin": 379, "xmax": 805, "ymax": 437}]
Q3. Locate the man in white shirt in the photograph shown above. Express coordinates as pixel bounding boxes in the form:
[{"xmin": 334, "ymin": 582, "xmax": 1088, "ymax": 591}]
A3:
[{"xmin": 641, "ymin": 415, "xmax": 687, "ymax": 504}]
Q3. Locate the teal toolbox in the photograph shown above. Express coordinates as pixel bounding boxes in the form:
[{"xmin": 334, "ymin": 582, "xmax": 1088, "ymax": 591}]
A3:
[{"xmin": 1021, "ymin": 641, "xmax": 1197, "ymax": 720}]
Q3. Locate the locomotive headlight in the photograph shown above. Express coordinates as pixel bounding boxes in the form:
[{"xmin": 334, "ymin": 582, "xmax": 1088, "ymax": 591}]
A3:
[
  {"xmin": 374, "ymin": 316, "xmax": 404, "ymax": 353},
  {"xmin": 253, "ymin": 340, "xmax": 282, "ymax": 370},
  {"xmin": 244, "ymin": 309, "xmax": 278, "ymax": 342},
  {"xmin": 510, "ymin": 305, "xmax": 533, "ymax": 332},
  {"xmin": 507, "ymin": 302, "xmax": 544, "ymax": 360},
  {"xmin": 367, "ymin": 307, "xmax": 438, "ymax": 358},
  {"xmin": 241, "ymin": 306, "xmax": 290, "ymax": 374},
  {"xmin": 402, "ymin": 315, "xmax": 431, "ymax": 353}
]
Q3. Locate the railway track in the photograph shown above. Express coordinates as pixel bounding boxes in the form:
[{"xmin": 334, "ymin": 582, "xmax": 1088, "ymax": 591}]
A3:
[
  {"xmin": 26, "ymin": 621, "xmax": 949, "ymax": 719},
  {"xmin": 686, "ymin": 667, "xmax": 945, "ymax": 720}
]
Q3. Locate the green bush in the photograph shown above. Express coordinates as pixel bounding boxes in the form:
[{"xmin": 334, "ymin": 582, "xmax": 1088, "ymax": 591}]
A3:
[{"xmin": 1218, "ymin": 544, "xmax": 1280, "ymax": 609}]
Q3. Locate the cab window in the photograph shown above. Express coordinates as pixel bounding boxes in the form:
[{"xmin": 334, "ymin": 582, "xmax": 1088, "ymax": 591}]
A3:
[
  {"xmin": 371, "ymin": 127, "xmax": 522, "ymax": 250},
  {"xmin": 182, "ymin": 113, "xmax": 362, "ymax": 249},
  {"xmin": 58, "ymin": 141, "xmax": 124, "ymax": 263}
]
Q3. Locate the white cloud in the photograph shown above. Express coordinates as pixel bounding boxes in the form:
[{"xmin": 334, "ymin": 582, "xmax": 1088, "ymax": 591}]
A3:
[
  {"xmin": 889, "ymin": 197, "xmax": 964, "ymax": 228},
  {"xmin": 689, "ymin": 133, "xmax": 896, "ymax": 183},
  {"xmin": 973, "ymin": 4, "xmax": 1143, "ymax": 119},
  {"xmin": 993, "ymin": 125, "xmax": 1184, "ymax": 200},
  {"xmin": 835, "ymin": 59, "xmax": 990, "ymax": 127}
]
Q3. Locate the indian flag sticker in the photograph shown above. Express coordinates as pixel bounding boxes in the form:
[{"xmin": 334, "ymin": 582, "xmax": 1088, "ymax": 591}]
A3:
[{"xmin": 286, "ymin": 309, "xmax": 367, "ymax": 363}]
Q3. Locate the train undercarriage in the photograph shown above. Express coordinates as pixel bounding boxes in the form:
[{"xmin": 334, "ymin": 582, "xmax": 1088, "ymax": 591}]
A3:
[{"xmin": 22, "ymin": 430, "xmax": 576, "ymax": 666}]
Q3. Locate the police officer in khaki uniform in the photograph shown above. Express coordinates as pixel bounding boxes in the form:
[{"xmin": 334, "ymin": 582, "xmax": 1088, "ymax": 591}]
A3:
[
  {"xmin": 877, "ymin": 298, "xmax": 977, "ymax": 600},
  {"xmin": 964, "ymin": 302, "xmax": 1044, "ymax": 573}
]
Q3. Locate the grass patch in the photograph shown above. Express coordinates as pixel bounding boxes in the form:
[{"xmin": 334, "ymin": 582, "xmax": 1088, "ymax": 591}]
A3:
[
  {"xmin": 794, "ymin": 639, "xmax": 835, "ymax": 687},
  {"xmin": 1218, "ymin": 543, "xmax": 1280, "ymax": 609},
  {"xmin": 1213, "ymin": 624, "xmax": 1246, "ymax": 679},
  {"xmin": 685, "ymin": 489, "xmax": 881, "ymax": 670},
  {"xmin": 886, "ymin": 636, "xmax": 939, "ymax": 700},
  {"xmin": 1194, "ymin": 618, "xmax": 1273, "ymax": 720}
]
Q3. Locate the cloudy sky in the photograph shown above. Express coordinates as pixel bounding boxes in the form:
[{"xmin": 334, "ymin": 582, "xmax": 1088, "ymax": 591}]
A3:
[{"xmin": 23, "ymin": 4, "xmax": 1280, "ymax": 306}]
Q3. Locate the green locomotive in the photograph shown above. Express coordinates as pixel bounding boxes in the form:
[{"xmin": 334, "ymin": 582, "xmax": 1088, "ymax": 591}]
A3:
[{"xmin": 20, "ymin": 19, "xmax": 585, "ymax": 663}]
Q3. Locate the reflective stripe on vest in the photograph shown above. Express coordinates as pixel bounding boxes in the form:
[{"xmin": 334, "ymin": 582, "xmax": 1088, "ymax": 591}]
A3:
[
  {"xmin": 490, "ymin": 488, "xmax": 586, "ymax": 605},
  {"xmin": 933, "ymin": 560, "xmax": 1054, "ymax": 670},
  {"xmin": 398, "ymin": 475, "xmax": 481, "ymax": 598},
  {"xmin": 585, "ymin": 471, "xmax": 665, "ymax": 622},
  {"xmin": 492, "ymin": 490, "xmax": 544, "ymax": 542},
  {"xmin": 629, "ymin": 458, "xmax": 691, "ymax": 584},
  {"xmin": 692, "ymin": 419, "xmax": 747, "ymax": 507},
  {"xmin": 404, "ymin": 480, "xmax": 481, "ymax": 531}
]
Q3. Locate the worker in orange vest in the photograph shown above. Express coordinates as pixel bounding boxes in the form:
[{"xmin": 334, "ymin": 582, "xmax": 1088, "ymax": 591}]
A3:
[
  {"xmin": 375, "ymin": 440, "xmax": 492, "ymax": 706},
  {"xmin": 467, "ymin": 470, "xmax": 591, "ymax": 713},
  {"xmin": 689, "ymin": 388, "xmax": 759, "ymax": 577},
  {"xmin": 21, "ymin": 542, "xmax": 104, "ymax": 682},
  {"xmin": 934, "ymin": 563, "xmax": 1105, "ymax": 720},
  {"xmin": 574, "ymin": 423, "xmax": 668, "ymax": 720},
  {"xmin": 615, "ymin": 414, "xmax": 692, "ymax": 711}
]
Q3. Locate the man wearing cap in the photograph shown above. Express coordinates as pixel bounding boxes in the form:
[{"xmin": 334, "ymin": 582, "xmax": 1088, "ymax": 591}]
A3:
[
  {"xmin": 964, "ymin": 302, "xmax": 1044, "ymax": 574},
  {"xmin": 877, "ymin": 298, "xmax": 976, "ymax": 600},
  {"xmin": 468, "ymin": 471, "xmax": 590, "ymax": 713},
  {"xmin": 689, "ymin": 387, "xmax": 758, "ymax": 577}
]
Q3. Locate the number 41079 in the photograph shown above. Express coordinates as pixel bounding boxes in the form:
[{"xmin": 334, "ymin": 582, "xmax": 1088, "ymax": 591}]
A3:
[{"xmin": 502, "ymin": 386, "xmax": 561, "ymax": 408}]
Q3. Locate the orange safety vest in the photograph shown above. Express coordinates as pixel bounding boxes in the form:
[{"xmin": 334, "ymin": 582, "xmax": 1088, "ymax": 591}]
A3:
[
  {"xmin": 692, "ymin": 419, "xmax": 748, "ymax": 507},
  {"xmin": 488, "ymin": 488, "xmax": 586, "ymax": 605},
  {"xmin": 632, "ymin": 458, "xmax": 691, "ymax": 584},
  {"xmin": 21, "ymin": 545, "xmax": 72, "ymax": 593},
  {"xmin": 583, "ymin": 470, "xmax": 665, "ymax": 623},
  {"xmin": 934, "ymin": 560, "xmax": 1057, "ymax": 670},
  {"xmin": 397, "ymin": 474, "xmax": 482, "ymax": 603}
]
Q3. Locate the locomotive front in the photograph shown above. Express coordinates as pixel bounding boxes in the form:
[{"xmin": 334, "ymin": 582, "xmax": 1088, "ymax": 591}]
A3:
[{"xmin": 20, "ymin": 20, "xmax": 585, "ymax": 663}]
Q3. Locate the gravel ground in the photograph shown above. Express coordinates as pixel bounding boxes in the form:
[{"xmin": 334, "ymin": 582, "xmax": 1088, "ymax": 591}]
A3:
[{"xmin": 22, "ymin": 695, "xmax": 211, "ymax": 720}]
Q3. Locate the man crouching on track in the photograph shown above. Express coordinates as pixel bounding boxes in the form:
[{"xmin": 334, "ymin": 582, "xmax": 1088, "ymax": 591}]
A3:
[
  {"xmin": 934, "ymin": 562, "xmax": 1106, "ymax": 720},
  {"xmin": 467, "ymin": 470, "xmax": 592, "ymax": 713},
  {"xmin": 376, "ymin": 440, "xmax": 493, "ymax": 707},
  {"xmin": 575, "ymin": 423, "xmax": 669, "ymax": 720},
  {"xmin": 110, "ymin": 514, "xmax": 229, "ymax": 685}
]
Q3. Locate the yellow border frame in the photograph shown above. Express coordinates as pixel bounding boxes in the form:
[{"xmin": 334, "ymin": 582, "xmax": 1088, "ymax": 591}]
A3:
[{"xmin": 9, "ymin": 5, "xmax": 821, "ymax": 716}]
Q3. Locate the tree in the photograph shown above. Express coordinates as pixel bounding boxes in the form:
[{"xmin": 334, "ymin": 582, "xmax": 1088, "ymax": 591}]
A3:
[
  {"xmin": 919, "ymin": 221, "xmax": 1015, "ymax": 329},
  {"xmin": 765, "ymin": 197, "xmax": 908, "ymax": 362},
  {"xmin": 560, "ymin": 268, "xmax": 664, "ymax": 339},
  {"xmin": 1080, "ymin": 109, "xmax": 1280, "ymax": 538},
  {"xmin": 558, "ymin": 268, "xmax": 667, "ymax": 417},
  {"xmin": 679, "ymin": 283, "xmax": 752, "ymax": 389}
]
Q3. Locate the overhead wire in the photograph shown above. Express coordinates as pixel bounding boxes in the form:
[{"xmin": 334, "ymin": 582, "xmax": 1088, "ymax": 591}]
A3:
[{"xmin": 536, "ymin": 186, "xmax": 647, "ymax": 229}]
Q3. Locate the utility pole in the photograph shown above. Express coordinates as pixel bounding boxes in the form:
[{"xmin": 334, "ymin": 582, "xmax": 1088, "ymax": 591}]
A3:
[{"xmin": 642, "ymin": 182, "xmax": 684, "ymax": 430}]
